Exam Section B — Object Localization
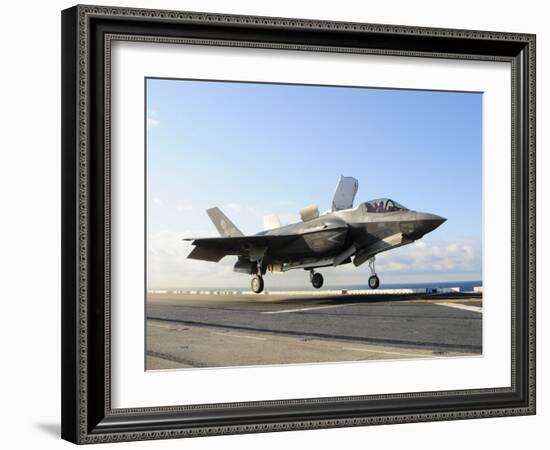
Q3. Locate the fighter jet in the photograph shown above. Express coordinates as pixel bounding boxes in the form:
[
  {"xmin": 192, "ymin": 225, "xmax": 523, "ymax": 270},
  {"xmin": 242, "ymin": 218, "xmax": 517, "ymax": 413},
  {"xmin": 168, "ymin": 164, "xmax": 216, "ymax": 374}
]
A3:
[{"xmin": 184, "ymin": 176, "xmax": 446, "ymax": 293}]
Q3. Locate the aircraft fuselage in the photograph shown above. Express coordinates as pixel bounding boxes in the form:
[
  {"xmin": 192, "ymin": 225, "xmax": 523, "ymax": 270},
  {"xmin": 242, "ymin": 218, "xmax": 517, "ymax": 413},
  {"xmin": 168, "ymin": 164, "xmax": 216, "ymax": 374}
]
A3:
[{"xmin": 245, "ymin": 203, "xmax": 445, "ymax": 273}]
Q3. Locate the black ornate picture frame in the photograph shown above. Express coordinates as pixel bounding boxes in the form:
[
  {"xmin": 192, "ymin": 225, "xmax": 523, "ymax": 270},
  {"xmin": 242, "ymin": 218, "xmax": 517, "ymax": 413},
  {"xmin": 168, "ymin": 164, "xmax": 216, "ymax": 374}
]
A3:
[{"xmin": 61, "ymin": 4, "xmax": 536, "ymax": 444}]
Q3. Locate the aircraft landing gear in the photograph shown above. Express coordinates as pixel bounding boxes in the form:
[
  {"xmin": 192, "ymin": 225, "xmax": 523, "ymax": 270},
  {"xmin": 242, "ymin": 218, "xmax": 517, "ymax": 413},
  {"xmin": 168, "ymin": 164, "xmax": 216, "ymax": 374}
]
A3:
[
  {"xmin": 309, "ymin": 270, "xmax": 324, "ymax": 289},
  {"xmin": 251, "ymin": 259, "xmax": 265, "ymax": 294},
  {"xmin": 367, "ymin": 256, "xmax": 380, "ymax": 290},
  {"xmin": 251, "ymin": 275, "xmax": 264, "ymax": 294},
  {"xmin": 368, "ymin": 275, "xmax": 380, "ymax": 290}
]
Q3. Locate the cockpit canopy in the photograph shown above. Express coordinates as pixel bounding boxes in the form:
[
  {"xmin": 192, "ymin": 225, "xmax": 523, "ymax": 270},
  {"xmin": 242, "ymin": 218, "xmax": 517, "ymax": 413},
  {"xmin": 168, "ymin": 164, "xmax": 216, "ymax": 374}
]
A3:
[{"xmin": 362, "ymin": 198, "xmax": 409, "ymax": 213}]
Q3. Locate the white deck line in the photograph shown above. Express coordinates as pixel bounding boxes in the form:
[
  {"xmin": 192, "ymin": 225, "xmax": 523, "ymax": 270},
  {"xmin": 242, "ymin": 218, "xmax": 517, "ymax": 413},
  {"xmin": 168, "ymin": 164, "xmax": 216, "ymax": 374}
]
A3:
[
  {"xmin": 341, "ymin": 347, "xmax": 432, "ymax": 358},
  {"xmin": 262, "ymin": 303, "xmax": 362, "ymax": 314},
  {"xmin": 435, "ymin": 302, "xmax": 483, "ymax": 313},
  {"xmin": 210, "ymin": 331, "xmax": 266, "ymax": 341}
]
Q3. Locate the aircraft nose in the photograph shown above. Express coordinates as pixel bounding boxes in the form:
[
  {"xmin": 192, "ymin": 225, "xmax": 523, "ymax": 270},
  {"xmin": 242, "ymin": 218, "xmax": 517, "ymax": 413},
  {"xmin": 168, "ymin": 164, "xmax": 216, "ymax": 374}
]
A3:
[{"xmin": 415, "ymin": 213, "xmax": 446, "ymax": 235}]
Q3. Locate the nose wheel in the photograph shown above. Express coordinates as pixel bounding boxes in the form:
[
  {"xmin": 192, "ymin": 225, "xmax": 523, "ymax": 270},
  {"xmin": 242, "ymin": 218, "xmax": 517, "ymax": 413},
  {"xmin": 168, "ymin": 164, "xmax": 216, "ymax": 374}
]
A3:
[
  {"xmin": 309, "ymin": 270, "xmax": 324, "ymax": 289},
  {"xmin": 368, "ymin": 275, "xmax": 380, "ymax": 289},
  {"xmin": 367, "ymin": 256, "xmax": 380, "ymax": 289}
]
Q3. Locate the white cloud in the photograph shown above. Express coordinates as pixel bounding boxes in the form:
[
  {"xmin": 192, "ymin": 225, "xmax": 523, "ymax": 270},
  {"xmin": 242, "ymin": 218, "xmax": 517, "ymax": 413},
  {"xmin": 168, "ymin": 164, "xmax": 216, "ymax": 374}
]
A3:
[
  {"xmin": 223, "ymin": 203, "xmax": 243, "ymax": 213},
  {"xmin": 147, "ymin": 229, "xmax": 238, "ymax": 288},
  {"xmin": 277, "ymin": 212, "xmax": 300, "ymax": 226},
  {"xmin": 175, "ymin": 203, "xmax": 193, "ymax": 212},
  {"xmin": 146, "ymin": 110, "xmax": 159, "ymax": 128},
  {"xmin": 372, "ymin": 239, "xmax": 480, "ymax": 276}
]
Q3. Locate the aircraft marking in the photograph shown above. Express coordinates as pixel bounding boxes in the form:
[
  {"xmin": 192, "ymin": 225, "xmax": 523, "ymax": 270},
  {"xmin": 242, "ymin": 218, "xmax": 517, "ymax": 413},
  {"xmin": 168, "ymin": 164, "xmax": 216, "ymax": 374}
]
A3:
[{"xmin": 327, "ymin": 230, "xmax": 347, "ymax": 243}]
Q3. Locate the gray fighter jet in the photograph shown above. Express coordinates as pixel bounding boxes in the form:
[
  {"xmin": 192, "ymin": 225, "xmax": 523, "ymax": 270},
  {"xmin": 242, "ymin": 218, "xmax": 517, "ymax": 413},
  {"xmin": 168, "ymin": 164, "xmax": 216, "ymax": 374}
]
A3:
[{"xmin": 185, "ymin": 176, "xmax": 446, "ymax": 293}]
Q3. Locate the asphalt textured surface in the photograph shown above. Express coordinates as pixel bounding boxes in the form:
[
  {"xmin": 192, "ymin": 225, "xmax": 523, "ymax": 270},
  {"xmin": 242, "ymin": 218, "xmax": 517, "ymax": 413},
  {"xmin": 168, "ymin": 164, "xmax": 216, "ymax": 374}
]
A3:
[{"xmin": 147, "ymin": 293, "xmax": 482, "ymax": 355}]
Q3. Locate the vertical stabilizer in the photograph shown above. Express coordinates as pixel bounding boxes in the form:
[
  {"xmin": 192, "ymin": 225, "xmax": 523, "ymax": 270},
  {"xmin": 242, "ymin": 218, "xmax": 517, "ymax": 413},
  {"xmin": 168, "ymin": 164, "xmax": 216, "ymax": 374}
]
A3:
[
  {"xmin": 206, "ymin": 207, "xmax": 244, "ymax": 237},
  {"xmin": 263, "ymin": 214, "xmax": 282, "ymax": 231}
]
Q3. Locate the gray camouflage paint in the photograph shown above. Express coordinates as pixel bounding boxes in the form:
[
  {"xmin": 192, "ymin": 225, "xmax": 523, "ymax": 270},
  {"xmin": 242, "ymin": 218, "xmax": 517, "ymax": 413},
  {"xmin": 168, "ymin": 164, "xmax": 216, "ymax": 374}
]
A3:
[{"xmin": 186, "ymin": 200, "xmax": 445, "ymax": 275}]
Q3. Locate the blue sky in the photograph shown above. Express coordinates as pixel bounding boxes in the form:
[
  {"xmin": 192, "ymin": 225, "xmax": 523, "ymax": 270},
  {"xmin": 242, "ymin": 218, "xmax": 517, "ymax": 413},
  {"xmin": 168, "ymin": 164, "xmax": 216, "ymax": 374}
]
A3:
[{"xmin": 146, "ymin": 78, "xmax": 482, "ymax": 289}]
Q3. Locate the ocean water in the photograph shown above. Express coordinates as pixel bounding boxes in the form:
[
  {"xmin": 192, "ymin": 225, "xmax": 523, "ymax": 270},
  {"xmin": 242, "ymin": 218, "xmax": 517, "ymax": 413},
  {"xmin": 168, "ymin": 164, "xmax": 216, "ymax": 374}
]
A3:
[
  {"xmin": 364, "ymin": 280, "xmax": 482, "ymax": 292},
  {"xmin": 231, "ymin": 280, "xmax": 483, "ymax": 293}
]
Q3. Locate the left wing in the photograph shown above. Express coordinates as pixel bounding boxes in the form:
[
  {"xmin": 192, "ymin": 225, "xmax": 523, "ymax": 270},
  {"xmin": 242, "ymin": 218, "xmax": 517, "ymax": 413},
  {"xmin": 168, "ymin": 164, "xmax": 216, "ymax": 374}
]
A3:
[{"xmin": 184, "ymin": 234, "xmax": 297, "ymax": 262}]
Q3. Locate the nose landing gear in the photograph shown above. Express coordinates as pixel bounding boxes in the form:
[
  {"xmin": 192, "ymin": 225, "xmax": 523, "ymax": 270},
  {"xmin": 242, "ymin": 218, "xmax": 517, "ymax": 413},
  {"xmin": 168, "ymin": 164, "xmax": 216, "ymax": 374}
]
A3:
[
  {"xmin": 368, "ymin": 275, "xmax": 380, "ymax": 289},
  {"xmin": 309, "ymin": 270, "xmax": 324, "ymax": 289},
  {"xmin": 367, "ymin": 256, "xmax": 380, "ymax": 289}
]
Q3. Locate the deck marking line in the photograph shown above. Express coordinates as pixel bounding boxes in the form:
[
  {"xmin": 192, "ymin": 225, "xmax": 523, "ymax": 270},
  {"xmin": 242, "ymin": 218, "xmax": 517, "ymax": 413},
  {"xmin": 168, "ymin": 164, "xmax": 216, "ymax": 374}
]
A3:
[
  {"xmin": 262, "ymin": 303, "xmax": 362, "ymax": 314},
  {"xmin": 405, "ymin": 298, "xmax": 480, "ymax": 303},
  {"xmin": 342, "ymin": 347, "xmax": 431, "ymax": 358},
  {"xmin": 434, "ymin": 302, "xmax": 483, "ymax": 313},
  {"xmin": 210, "ymin": 331, "xmax": 266, "ymax": 341}
]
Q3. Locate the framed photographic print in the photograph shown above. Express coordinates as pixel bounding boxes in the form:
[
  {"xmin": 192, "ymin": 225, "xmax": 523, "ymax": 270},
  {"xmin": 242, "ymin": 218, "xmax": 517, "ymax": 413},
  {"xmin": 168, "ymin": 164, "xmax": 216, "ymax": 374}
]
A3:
[{"xmin": 61, "ymin": 4, "xmax": 536, "ymax": 444}]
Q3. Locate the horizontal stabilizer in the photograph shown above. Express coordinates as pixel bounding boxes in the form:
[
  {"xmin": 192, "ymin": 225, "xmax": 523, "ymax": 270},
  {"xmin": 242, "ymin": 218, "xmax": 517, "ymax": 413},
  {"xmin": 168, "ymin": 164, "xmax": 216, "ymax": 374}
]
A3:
[{"xmin": 187, "ymin": 245, "xmax": 226, "ymax": 262}]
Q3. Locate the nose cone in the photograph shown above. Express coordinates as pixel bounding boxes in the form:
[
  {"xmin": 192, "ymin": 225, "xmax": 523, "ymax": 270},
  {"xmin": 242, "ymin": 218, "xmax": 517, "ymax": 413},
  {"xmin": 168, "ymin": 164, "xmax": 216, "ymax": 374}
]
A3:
[{"xmin": 415, "ymin": 212, "xmax": 446, "ymax": 235}]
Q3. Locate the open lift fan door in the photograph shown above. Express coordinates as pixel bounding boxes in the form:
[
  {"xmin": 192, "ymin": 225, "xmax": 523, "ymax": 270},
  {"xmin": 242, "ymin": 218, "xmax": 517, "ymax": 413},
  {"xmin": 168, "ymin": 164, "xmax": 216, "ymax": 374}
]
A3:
[{"xmin": 332, "ymin": 176, "xmax": 359, "ymax": 211}]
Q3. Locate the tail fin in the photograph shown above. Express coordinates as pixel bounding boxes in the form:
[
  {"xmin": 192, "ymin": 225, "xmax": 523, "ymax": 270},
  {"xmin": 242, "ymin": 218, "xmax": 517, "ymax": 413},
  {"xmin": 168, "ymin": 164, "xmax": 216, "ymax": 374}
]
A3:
[
  {"xmin": 206, "ymin": 207, "xmax": 244, "ymax": 237},
  {"xmin": 263, "ymin": 214, "xmax": 282, "ymax": 231}
]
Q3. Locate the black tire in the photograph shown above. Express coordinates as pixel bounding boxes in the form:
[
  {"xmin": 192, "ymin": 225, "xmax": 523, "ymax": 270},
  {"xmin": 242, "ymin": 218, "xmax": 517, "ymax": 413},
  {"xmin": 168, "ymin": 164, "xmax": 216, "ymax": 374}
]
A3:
[
  {"xmin": 368, "ymin": 275, "xmax": 380, "ymax": 289},
  {"xmin": 311, "ymin": 272, "xmax": 324, "ymax": 289},
  {"xmin": 251, "ymin": 275, "xmax": 264, "ymax": 294}
]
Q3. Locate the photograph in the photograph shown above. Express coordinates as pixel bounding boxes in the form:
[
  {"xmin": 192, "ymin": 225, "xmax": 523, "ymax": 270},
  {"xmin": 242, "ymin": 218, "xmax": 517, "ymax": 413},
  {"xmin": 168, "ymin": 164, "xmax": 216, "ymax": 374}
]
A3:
[
  {"xmin": 57, "ymin": 3, "xmax": 536, "ymax": 444},
  {"xmin": 145, "ymin": 78, "xmax": 483, "ymax": 370}
]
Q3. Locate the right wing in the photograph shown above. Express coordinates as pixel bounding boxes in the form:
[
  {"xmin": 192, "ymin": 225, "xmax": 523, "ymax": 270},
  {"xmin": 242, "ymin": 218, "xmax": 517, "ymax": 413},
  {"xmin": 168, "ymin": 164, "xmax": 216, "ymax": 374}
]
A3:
[{"xmin": 184, "ymin": 234, "xmax": 297, "ymax": 262}]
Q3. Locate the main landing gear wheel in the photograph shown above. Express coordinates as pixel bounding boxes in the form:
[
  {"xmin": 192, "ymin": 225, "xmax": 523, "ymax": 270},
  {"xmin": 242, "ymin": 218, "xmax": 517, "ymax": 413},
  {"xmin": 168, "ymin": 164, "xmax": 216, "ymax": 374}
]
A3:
[
  {"xmin": 310, "ymin": 271, "xmax": 324, "ymax": 289},
  {"xmin": 251, "ymin": 275, "xmax": 264, "ymax": 294},
  {"xmin": 368, "ymin": 274, "xmax": 380, "ymax": 290}
]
